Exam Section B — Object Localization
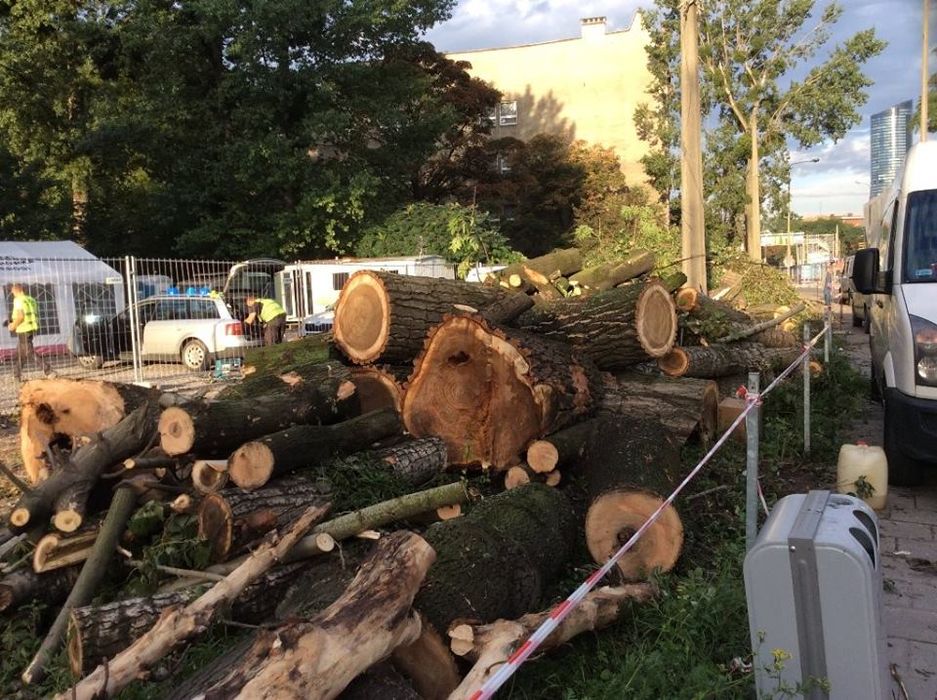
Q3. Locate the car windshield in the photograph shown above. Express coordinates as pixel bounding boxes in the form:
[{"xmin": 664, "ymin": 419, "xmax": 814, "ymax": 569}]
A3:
[{"xmin": 904, "ymin": 189, "xmax": 937, "ymax": 283}]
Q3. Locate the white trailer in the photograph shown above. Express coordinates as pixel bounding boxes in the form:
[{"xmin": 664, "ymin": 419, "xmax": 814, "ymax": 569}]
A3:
[{"xmin": 277, "ymin": 255, "xmax": 456, "ymax": 323}]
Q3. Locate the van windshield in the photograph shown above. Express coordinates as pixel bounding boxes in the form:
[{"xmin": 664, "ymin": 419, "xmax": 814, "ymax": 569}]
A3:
[{"xmin": 904, "ymin": 189, "xmax": 937, "ymax": 283}]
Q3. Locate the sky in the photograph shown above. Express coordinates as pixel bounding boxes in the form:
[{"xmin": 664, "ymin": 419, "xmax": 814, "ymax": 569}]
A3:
[{"xmin": 424, "ymin": 0, "xmax": 932, "ymax": 218}]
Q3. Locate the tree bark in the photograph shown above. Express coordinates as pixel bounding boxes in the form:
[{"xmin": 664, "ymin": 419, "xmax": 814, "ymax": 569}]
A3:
[
  {"xmin": 223, "ymin": 358, "xmax": 349, "ymax": 400},
  {"xmin": 448, "ymin": 583, "xmax": 655, "ymax": 699},
  {"xmin": 349, "ymin": 365, "xmax": 407, "ymax": 414},
  {"xmin": 578, "ymin": 417, "xmax": 684, "ymax": 581},
  {"xmin": 746, "ymin": 112, "xmax": 761, "ymax": 261},
  {"xmin": 159, "ymin": 377, "xmax": 359, "ymax": 457},
  {"xmin": 23, "ymin": 485, "xmax": 139, "ymax": 685},
  {"xmin": 58, "ymin": 503, "xmax": 330, "ymax": 700},
  {"xmin": 373, "ymin": 437, "xmax": 448, "ymax": 485},
  {"xmin": 403, "ymin": 315, "xmax": 598, "ymax": 468},
  {"xmin": 514, "ymin": 278, "xmax": 677, "ymax": 369},
  {"xmin": 10, "ymin": 403, "xmax": 159, "ymax": 534},
  {"xmin": 227, "ymin": 408, "xmax": 403, "ymax": 490},
  {"xmin": 66, "ymin": 562, "xmax": 308, "ymax": 676},
  {"xmin": 32, "ymin": 527, "xmax": 99, "ymax": 573},
  {"xmin": 238, "ymin": 334, "xmax": 333, "ymax": 377},
  {"xmin": 341, "ymin": 663, "xmax": 421, "ymax": 700},
  {"xmin": 333, "ymin": 271, "xmax": 509, "ymax": 364},
  {"xmin": 658, "ymin": 342, "xmax": 801, "ymax": 379},
  {"xmin": 195, "ymin": 532, "xmax": 434, "ymax": 700},
  {"xmin": 198, "ymin": 475, "xmax": 329, "ymax": 562},
  {"xmin": 0, "ymin": 566, "xmax": 79, "ymax": 613},
  {"xmin": 568, "ymin": 250, "xmax": 655, "ymax": 293},
  {"xmin": 19, "ymin": 379, "xmax": 156, "ymax": 484},
  {"xmin": 752, "ymin": 328, "xmax": 799, "ymax": 348},
  {"xmin": 477, "ymin": 291, "xmax": 534, "ymax": 324},
  {"xmin": 598, "ymin": 372, "xmax": 720, "ymax": 445},
  {"xmin": 415, "ymin": 484, "xmax": 577, "ymax": 636}
]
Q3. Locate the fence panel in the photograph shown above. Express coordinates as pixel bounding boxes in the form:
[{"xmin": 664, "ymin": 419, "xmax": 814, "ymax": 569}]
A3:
[{"xmin": 0, "ymin": 256, "xmax": 264, "ymax": 414}]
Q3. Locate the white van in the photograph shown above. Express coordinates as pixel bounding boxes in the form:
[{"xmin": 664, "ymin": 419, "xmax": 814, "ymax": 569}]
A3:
[{"xmin": 853, "ymin": 141, "xmax": 937, "ymax": 485}]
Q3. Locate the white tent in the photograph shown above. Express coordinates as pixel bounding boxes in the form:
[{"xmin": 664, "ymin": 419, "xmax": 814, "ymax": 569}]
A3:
[{"xmin": 0, "ymin": 241, "xmax": 125, "ymax": 358}]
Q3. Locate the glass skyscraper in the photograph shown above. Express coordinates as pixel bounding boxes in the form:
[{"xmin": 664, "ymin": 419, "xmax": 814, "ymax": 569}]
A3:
[{"xmin": 870, "ymin": 100, "xmax": 913, "ymax": 197}]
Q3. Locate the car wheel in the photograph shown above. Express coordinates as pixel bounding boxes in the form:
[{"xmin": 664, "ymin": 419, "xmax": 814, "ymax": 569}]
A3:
[
  {"xmin": 77, "ymin": 355, "xmax": 104, "ymax": 370},
  {"xmin": 884, "ymin": 399, "xmax": 925, "ymax": 487},
  {"xmin": 181, "ymin": 340, "xmax": 210, "ymax": 371}
]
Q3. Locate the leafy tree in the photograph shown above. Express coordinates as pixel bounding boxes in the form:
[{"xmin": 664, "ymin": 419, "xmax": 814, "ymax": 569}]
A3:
[
  {"xmin": 698, "ymin": 1, "xmax": 885, "ymax": 260},
  {"xmin": 356, "ymin": 202, "xmax": 519, "ymax": 278},
  {"xmin": 0, "ymin": 145, "xmax": 70, "ymax": 239}
]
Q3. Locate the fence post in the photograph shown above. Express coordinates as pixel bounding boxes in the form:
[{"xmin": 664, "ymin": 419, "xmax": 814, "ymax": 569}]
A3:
[
  {"xmin": 745, "ymin": 371, "xmax": 761, "ymax": 552},
  {"xmin": 824, "ymin": 304, "xmax": 831, "ymax": 364},
  {"xmin": 125, "ymin": 256, "xmax": 143, "ymax": 384},
  {"xmin": 803, "ymin": 322, "xmax": 811, "ymax": 455}
]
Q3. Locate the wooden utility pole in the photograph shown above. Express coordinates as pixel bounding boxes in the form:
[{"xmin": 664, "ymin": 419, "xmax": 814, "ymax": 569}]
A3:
[
  {"xmin": 923, "ymin": 0, "xmax": 930, "ymax": 141},
  {"xmin": 680, "ymin": 0, "xmax": 707, "ymax": 292}
]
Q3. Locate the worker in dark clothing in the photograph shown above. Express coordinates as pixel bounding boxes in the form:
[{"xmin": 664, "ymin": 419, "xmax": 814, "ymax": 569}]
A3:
[
  {"xmin": 244, "ymin": 295, "xmax": 287, "ymax": 346},
  {"xmin": 8, "ymin": 283, "xmax": 54, "ymax": 381}
]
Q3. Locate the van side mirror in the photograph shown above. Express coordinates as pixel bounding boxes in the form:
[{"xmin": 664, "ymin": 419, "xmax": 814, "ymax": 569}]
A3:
[{"xmin": 852, "ymin": 248, "xmax": 881, "ymax": 294}]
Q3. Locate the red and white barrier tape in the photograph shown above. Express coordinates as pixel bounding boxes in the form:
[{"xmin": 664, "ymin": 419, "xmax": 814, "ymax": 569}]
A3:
[{"xmin": 468, "ymin": 323, "xmax": 830, "ymax": 699}]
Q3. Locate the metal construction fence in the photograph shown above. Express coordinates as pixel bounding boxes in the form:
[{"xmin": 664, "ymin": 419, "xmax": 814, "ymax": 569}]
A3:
[{"xmin": 0, "ymin": 256, "xmax": 261, "ymax": 414}]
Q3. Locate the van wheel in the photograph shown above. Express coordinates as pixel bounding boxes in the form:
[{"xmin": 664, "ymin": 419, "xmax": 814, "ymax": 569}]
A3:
[
  {"xmin": 851, "ymin": 306, "xmax": 862, "ymax": 327},
  {"xmin": 181, "ymin": 340, "xmax": 210, "ymax": 371},
  {"xmin": 884, "ymin": 398, "xmax": 924, "ymax": 487}
]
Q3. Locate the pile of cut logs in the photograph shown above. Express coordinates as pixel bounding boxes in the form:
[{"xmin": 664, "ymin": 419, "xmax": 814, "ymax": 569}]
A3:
[{"xmin": 0, "ymin": 247, "xmax": 806, "ymax": 698}]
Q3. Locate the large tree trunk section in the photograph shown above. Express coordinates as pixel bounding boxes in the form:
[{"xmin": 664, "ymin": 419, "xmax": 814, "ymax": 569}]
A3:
[
  {"xmin": 159, "ymin": 377, "xmax": 358, "ymax": 458},
  {"xmin": 373, "ymin": 437, "xmax": 448, "ymax": 484},
  {"xmin": 198, "ymin": 475, "xmax": 329, "ymax": 562},
  {"xmin": 9, "ymin": 403, "xmax": 159, "ymax": 535},
  {"xmin": 23, "ymin": 485, "xmax": 139, "ymax": 685},
  {"xmin": 525, "ymin": 420, "xmax": 599, "ymax": 473},
  {"xmin": 390, "ymin": 617, "xmax": 461, "ymax": 700},
  {"xmin": 193, "ymin": 531, "xmax": 434, "ymax": 700},
  {"xmin": 415, "ymin": 484, "xmax": 577, "ymax": 637},
  {"xmin": 476, "ymin": 291, "xmax": 534, "ymax": 325},
  {"xmin": 515, "ymin": 278, "xmax": 677, "ymax": 369},
  {"xmin": 59, "ymin": 504, "xmax": 330, "ymax": 700},
  {"xmin": 658, "ymin": 342, "xmax": 801, "ymax": 379},
  {"xmin": 66, "ymin": 562, "xmax": 308, "ymax": 677},
  {"xmin": 403, "ymin": 315, "xmax": 597, "ymax": 468},
  {"xmin": 753, "ymin": 328, "xmax": 799, "ymax": 348},
  {"xmin": 333, "ymin": 271, "xmax": 509, "ymax": 365},
  {"xmin": 496, "ymin": 248, "xmax": 583, "ymax": 288},
  {"xmin": 227, "ymin": 408, "xmax": 403, "ymax": 490},
  {"xmin": 0, "ymin": 566, "xmax": 79, "ymax": 613},
  {"xmin": 349, "ymin": 366, "xmax": 407, "ymax": 414},
  {"xmin": 19, "ymin": 379, "xmax": 155, "ymax": 484},
  {"xmin": 598, "ymin": 373, "xmax": 719, "ymax": 445},
  {"xmin": 568, "ymin": 250, "xmax": 655, "ymax": 293},
  {"xmin": 578, "ymin": 417, "xmax": 684, "ymax": 581},
  {"xmin": 448, "ymin": 583, "xmax": 655, "ymax": 699}
]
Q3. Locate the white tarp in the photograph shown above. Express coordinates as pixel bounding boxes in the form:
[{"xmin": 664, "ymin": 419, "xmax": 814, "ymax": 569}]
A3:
[{"xmin": 0, "ymin": 241, "xmax": 125, "ymax": 355}]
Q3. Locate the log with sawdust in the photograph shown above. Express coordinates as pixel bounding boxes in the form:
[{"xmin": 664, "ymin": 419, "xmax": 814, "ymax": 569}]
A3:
[
  {"xmin": 448, "ymin": 583, "xmax": 656, "ymax": 699},
  {"xmin": 658, "ymin": 342, "xmax": 801, "ymax": 379},
  {"xmin": 198, "ymin": 475, "xmax": 330, "ymax": 562},
  {"xmin": 0, "ymin": 565, "xmax": 79, "ymax": 613},
  {"xmin": 58, "ymin": 503, "xmax": 330, "ymax": 700},
  {"xmin": 66, "ymin": 562, "xmax": 308, "ymax": 676},
  {"xmin": 598, "ymin": 372, "xmax": 720, "ymax": 445},
  {"xmin": 568, "ymin": 250, "xmax": 655, "ymax": 293},
  {"xmin": 402, "ymin": 315, "xmax": 598, "ymax": 468},
  {"xmin": 514, "ymin": 278, "xmax": 677, "ymax": 369},
  {"xmin": 415, "ymin": 484, "xmax": 577, "ymax": 637},
  {"xmin": 227, "ymin": 407, "xmax": 403, "ymax": 490},
  {"xmin": 578, "ymin": 416, "xmax": 684, "ymax": 581},
  {"xmin": 349, "ymin": 365, "xmax": 409, "ymax": 413},
  {"xmin": 333, "ymin": 271, "xmax": 511, "ymax": 364},
  {"xmin": 9, "ymin": 402, "xmax": 160, "ymax": 535},
  {"xmin": 18, "ymin": 379, "xmax": 156, "ymax": 484},
  {"xmin": 496, "ymin": 248, "xmax": 583, "ymax": 290},
  {"xmin": 159, "ymin": 375, "xmax": 359, "ymax": 457},
  {"xmin": 188, "ymin": 531, "xmax": 434, "ymax": 700}
]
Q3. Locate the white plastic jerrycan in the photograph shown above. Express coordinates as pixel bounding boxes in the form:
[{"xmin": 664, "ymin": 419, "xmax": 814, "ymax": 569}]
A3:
[{"xmin": 836, "ymin": 441, "xmax": 888, "ymax": 510}]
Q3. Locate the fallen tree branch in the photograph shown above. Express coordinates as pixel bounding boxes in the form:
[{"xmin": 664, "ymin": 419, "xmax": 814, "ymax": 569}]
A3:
[
  {"xmin": 0, "ymin": 460, "xmax": 30, "ymax": 494},
  {"xmin": 58, "ymin": 502, "xmax": 331, "ymax": 700},
  {"xmin": 714, "ymin": 303, "xmax": 805, "ymax": 344}
]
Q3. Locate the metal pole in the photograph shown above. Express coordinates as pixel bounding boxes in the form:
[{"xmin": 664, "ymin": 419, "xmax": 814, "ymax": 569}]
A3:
[
  {"xmin": 923, "ymin": 0, "xmax": 929, "ymax": 142},
  {"xmin": 745, "ymin": 371, "xmax": 761, "ymax": 551},
  {"xmin": 824, "ymin": 305, "xmax": 831, "ymax": 364},
  {"xmin": 803, "ymin": 322, "xmax": 811, "ymax": 455},
  {"xmin": 125, "ymin": 256, "xmax": 143, "ymax": 384}
]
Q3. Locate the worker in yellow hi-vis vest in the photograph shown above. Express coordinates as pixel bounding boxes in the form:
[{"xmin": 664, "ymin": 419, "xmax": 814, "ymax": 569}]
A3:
[
  {"xmin": 244, "ymin": 294, "xmax": 287, "ymax": 346},
  {"xmin": 8, "ymin": 283, "xmax": 54, "ymax": 381}
]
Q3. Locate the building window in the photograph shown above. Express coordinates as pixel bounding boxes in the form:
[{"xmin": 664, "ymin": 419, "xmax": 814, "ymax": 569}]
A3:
[
  {"xmin": 495, "ymin": 154, "xmax": 512, "ymax": 175},
  {"xmin": 499, "ymin": 101, "xmax": 517, "ymax": 126},
  {"xmin": 332, "ymin": 272, "xmax": 350, "ymax": 291}
]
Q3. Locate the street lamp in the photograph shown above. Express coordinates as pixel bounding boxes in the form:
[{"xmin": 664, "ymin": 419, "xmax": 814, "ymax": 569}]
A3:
[{"xmin": 785, "ymin": 157, "xmax": 821, "ymax": 269}]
